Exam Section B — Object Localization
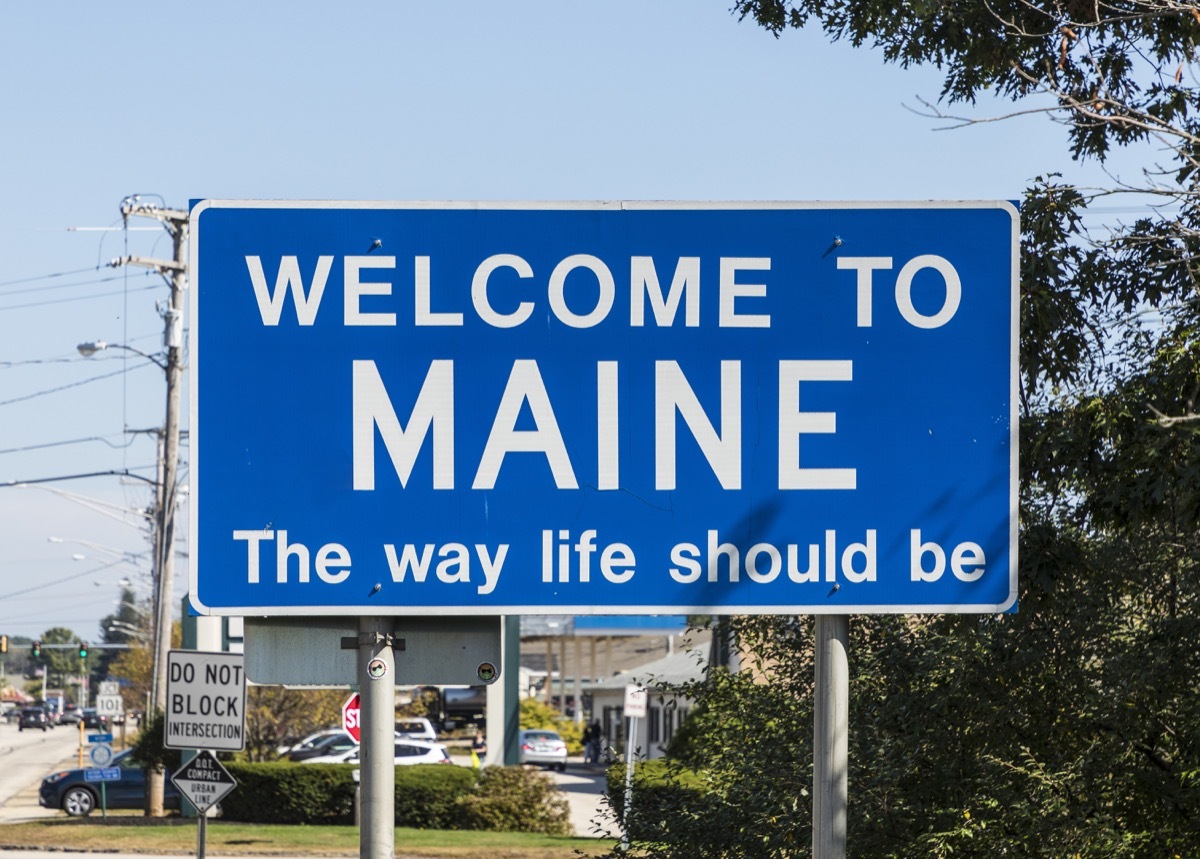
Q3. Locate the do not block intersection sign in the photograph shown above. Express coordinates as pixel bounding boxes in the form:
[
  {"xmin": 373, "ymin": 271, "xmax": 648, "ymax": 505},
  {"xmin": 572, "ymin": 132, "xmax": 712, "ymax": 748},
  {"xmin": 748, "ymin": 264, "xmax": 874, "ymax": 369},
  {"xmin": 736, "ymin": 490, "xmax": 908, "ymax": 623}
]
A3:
[{"xmin": 165, "ymin": 650, "xmax": 246, "ymax": 752}]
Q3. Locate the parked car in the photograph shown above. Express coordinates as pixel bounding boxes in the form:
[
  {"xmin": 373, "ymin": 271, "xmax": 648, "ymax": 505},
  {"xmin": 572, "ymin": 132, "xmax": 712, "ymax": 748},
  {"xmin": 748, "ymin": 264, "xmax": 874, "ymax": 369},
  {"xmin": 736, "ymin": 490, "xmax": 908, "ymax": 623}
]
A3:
[
  {"xmin": 59, "ymin": 705, "xmax": 83, "ymax": 725},
  {"xmin": 395, "ymin": 717, "xmax": 437, "ymax": 742},
  {"xmin": 301, "ymin": 738, "xmax": 451, "ymax": 766},
  {"xmin": 39, "ymin": 748, "xmax": 181, "ymax": 817},
  {"xmin": 282, "ymin": 729, "xmax": 359, "ymax": 762},
  {"xmin": 519, "ymin": 729, "xmax": 568, "ymax": 771},
  {"xmin": 18, "ymin": 707, "xmax": 49, "ymax": 732}
]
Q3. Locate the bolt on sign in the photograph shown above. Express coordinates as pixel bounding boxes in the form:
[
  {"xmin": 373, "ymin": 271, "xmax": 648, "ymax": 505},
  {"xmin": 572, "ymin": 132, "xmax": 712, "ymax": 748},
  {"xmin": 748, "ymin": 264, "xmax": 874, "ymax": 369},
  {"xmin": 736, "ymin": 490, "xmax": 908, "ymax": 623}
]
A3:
[{"xmin": 189, "ymin": 201, "xmax": 1018, "ymax": 617}]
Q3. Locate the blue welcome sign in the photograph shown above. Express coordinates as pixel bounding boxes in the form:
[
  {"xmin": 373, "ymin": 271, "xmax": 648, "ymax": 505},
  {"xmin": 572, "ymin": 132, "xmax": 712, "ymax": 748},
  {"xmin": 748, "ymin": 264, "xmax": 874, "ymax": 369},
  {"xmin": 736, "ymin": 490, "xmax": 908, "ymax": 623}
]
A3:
[{"xmin": 189, "ymin": 201, "xmax": 1018, "ymax": 616}]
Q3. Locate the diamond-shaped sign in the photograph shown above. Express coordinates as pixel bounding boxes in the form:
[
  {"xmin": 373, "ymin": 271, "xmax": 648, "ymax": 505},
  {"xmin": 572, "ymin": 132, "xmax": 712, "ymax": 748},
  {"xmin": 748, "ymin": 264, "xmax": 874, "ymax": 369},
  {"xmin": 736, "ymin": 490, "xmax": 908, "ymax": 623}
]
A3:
[{"xmin": 170, "ymin": 750, "xmax": 237, "ymax": 813}]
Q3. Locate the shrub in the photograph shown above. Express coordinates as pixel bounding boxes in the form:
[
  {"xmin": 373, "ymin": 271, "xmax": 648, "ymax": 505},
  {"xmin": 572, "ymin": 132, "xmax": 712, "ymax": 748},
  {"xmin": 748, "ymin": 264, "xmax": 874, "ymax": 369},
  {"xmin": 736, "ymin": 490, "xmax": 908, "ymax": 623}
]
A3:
[
  {"xmin": 222, "ymin": 762, "xmax": 355, "ymax": 824},
  {"xmin": 395, "ymin": 765, "xmax": 477, "ymax": 828},
  {"xmin": 455, "ymin": 765, "xmax": 571, "ymax": 835},
  {"xmin": 605, "ymin": 758, "xmax": 708, "ymax": 841},
  {"xmin": 220, "ymin": 762, "xmax": 476, "ymax": 827}
]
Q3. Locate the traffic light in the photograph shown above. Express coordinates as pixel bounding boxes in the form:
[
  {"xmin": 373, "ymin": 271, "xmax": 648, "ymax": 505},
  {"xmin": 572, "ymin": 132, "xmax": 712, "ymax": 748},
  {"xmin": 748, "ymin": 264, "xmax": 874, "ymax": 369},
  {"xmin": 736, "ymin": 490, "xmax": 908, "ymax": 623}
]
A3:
[
  {"xmin": 78, "ymin": 641, "xmax": 89, "ymax": 659},
  {"xmin": 0, "ymin": 634, "xmax": 7, "ymax": 654},
  {"xmin": 31, "ymin": 640, "xmax": 41, "ymax": 658}
]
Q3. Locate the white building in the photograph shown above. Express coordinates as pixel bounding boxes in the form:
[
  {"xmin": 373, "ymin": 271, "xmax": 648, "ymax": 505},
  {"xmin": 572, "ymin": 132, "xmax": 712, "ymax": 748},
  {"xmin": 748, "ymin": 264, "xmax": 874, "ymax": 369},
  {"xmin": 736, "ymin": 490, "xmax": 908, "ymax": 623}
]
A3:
[{"xmin": 587, "ymin": 645, "xmax": 708, "ymax": 760}]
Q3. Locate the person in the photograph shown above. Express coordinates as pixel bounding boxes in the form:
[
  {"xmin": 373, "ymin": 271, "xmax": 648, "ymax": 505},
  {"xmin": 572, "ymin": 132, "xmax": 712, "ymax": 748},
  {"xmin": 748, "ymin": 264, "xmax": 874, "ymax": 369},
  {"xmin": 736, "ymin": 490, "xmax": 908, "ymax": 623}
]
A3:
[
  {"xmin": 470, "ymin": 730, "xmax": 487, "ymax": 768},
  {"xmin": 581, "ymin": 722, "xmax": 595, "ymax": 763},
  {"xmin": 586, "ymin": 720, "xmax": 602, "ymax": 765}
]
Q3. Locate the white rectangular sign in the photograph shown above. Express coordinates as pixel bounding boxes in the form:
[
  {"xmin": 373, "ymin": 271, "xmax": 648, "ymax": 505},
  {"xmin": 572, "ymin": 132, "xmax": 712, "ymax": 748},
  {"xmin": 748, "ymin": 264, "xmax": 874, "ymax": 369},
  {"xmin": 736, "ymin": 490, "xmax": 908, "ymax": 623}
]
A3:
[
  {"xmin": 165, "ymin": 650, "xmax": 246, "ymax": 751},
  {"xmin": 624, "ymin": 684, "xmax": 648, "ymax": 719},
  {"xmin": 96, "ymin": 695, "xmax": 123, "ymax": 716}
]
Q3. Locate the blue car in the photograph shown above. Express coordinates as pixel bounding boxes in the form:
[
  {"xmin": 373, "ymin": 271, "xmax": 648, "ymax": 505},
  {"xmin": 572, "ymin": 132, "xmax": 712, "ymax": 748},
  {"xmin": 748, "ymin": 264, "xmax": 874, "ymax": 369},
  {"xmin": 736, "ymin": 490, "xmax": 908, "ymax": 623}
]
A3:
[{"xmin": 39, "ymin": 748, "xmax": 181, "ymax": 816}]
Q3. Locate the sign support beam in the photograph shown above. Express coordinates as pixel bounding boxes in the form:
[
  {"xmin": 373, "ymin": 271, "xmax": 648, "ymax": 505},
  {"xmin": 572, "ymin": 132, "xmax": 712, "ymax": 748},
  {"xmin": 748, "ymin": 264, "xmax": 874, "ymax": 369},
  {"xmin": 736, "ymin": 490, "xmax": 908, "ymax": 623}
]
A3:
[
  {"xmin": 358, "ymin": 616, "xmax": 395, "ymax": 859},
  {"xmin": 813, "ymin": 614, "xmax": 849, "ymax": 859}
]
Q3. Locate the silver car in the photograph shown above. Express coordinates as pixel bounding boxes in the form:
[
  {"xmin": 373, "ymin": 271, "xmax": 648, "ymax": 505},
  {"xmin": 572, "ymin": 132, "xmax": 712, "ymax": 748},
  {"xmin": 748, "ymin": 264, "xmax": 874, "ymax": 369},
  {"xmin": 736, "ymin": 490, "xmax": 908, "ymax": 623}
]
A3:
[{"xmin": 519, "ymin": 729, "xmax": 568, "ymax": 772}]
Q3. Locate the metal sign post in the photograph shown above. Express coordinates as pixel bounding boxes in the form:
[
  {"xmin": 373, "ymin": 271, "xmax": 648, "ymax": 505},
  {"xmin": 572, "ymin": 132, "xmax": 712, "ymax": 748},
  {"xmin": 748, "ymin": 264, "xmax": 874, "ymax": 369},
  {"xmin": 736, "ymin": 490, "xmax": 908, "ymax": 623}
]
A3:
[
  {"xmin": 814, "ymin": 615, "xmax": 849, "ymax": 859},
  {"xmin": 356, "ymin": 617, "xmax": 396, "ymax": 859},
  {"xmin": 171, "ymin": 751, "xmax": 238, "ymax": 859},
  {"xmin": 621, "ymin": 684, "xmax": 648, "ymax": 852}
]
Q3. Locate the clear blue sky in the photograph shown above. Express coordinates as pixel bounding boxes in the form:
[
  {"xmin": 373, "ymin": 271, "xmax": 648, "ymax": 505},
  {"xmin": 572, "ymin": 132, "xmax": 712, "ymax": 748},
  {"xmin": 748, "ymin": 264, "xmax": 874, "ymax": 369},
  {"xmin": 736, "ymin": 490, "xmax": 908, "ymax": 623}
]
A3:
[{"xmin": 0, "ymin": 2, "xmax": 1115, "ymax": 642}]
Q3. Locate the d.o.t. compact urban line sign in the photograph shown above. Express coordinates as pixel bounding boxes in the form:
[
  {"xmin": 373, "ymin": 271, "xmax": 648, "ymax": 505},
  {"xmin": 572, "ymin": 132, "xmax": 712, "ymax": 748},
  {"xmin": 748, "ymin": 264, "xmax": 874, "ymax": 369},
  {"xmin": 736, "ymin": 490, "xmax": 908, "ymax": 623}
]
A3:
[{"xmin": 189, "ymin": 200, "xmax": 1018, "ymax": 617}]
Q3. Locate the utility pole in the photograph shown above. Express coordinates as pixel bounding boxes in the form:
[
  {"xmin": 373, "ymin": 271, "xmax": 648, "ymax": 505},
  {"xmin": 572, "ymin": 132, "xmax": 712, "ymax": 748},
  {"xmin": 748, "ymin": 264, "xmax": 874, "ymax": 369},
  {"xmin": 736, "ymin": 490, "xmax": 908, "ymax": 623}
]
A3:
[{"xmin": 113, "ymin": 199, "xmax": 188, "ymax": 817}]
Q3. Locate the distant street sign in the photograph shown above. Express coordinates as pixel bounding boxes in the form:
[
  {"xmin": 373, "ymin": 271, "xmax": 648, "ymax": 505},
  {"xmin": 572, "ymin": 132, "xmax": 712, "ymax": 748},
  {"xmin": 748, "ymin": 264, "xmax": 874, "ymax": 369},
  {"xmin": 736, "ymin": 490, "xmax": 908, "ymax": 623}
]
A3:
[
  {"xmin": 171, "ymin": 750, "xmax": 237, "ymax": 813},
  {"xmin": 98, "ymin": 681, "xmax": 120, "ymax": 697},
  {"xmin": 89, "ymin": 744, "xmax": 114, "ymax": 768},
  {"xmin": 87, "ymin": 733, "xmax": 114, "ymax": 744},
  {"xmin": 165, "ymin": 651, "xmax": 246, "ymax": 751},
  {"xmin": 191, "ymin": 201, "xmax": 1019, "ymax": 616},
  {"xmin": 342, "ymin": 693, "xmax": 361, "ymax": 744},
  {"xmin": 96, "ymin": 695, "xmax": 123, "ymax": 716},
  {"xmin": 84, "ymin": 767, "xmax": 120, "ymax": 782},
  {"xmin": 623, "ymin": 685, "xmax": 648, "ymax": 719}
]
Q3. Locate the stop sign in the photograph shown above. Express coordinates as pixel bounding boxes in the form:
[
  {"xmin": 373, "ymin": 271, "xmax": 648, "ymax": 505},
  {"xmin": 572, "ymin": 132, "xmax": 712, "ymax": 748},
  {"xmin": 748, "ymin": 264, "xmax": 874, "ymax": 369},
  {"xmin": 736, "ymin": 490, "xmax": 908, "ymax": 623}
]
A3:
[{"xmin": 342, "ymin": 693, "xmax": 361, "ymax": 744}]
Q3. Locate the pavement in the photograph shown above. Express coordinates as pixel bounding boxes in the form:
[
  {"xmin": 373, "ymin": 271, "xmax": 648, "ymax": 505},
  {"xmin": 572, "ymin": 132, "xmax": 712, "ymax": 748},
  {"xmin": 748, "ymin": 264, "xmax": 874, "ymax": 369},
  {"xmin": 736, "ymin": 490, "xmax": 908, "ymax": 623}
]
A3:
[{"xmin": 0, "ymin": 754, "xmax": 617, "ymax": 857}]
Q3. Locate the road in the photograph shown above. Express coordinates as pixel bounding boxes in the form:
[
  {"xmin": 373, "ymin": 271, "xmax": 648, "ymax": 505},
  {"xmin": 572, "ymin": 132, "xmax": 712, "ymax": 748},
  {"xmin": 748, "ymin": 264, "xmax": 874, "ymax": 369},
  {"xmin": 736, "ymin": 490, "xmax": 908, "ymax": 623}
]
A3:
[{"xmin": 0, "ymin": 719, "xmax": 84, "ymax": 814}]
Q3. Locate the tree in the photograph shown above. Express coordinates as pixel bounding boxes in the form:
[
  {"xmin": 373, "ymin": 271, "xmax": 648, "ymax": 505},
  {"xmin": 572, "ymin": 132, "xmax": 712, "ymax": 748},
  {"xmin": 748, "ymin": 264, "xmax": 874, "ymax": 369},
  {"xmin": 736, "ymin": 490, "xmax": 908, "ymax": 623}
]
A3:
[
  {"xmin": 607, "ymin": 4, "xmax": 1200, "ymax": 857},
  {"xmin": 93, "ymin": 585, "xmax": 150, "ymax": 699},
  {"xmin": 105, "ymin": 619, "xmax": 178, "ymax": 720},
  {"xmin": 242, "ymin": 687, "xmax": 347, "ymax": 762},
  {"xmin": 40, "ymin": 626, "xmax": 84, "ymax": 699}
]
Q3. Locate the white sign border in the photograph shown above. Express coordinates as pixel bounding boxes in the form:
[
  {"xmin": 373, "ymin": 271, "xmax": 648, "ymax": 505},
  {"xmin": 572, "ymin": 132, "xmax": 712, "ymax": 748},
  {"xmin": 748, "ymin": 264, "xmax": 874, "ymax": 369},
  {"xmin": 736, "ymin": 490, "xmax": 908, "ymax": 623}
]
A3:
[{"xmin": 189, "ymin": 200, "xmax": 1019, "ymax": 618}]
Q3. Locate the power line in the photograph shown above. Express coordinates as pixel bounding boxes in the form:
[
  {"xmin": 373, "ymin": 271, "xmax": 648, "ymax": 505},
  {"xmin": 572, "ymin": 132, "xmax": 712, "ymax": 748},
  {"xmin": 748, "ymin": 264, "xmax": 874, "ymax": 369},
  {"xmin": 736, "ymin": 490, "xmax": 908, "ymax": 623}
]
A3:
[
  {"xmin": 0, "ymin": 557, "xmax": 128, "ymax": 601},
  {"xmin": 0, "ymin": 433, "xmax": 137, "ymax": 456},
  {"xmin": 0, "ymin": 271, "xmax": 150, "ymax": 298},
  {"xmin": 0, "ymin": 280, "xmax": 159, "ymax": 312},
  {"xmin": 0, "ymin": 363, "xmax": 154, "ymax": 408},
  {"xmin": 0, "ymin": 266, "xmax": 103, "ymax": 288}
]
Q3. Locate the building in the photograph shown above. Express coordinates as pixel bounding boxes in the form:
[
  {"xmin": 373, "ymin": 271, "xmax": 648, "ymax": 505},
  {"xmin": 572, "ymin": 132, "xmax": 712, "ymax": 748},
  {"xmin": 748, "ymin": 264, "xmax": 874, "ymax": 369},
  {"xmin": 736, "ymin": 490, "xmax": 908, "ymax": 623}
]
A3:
[{"xmin": 587, "ymin": 644, "xmax": 708, "ymax": 760}]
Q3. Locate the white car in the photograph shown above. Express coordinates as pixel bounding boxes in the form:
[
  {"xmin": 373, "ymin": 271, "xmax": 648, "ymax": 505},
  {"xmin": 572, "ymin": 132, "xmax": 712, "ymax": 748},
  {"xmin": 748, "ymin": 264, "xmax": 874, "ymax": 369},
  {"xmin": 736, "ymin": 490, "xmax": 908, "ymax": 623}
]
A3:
[
  {"xmin": 395, "ymin": 717, "xmax": 437, "ymax": 742},
  {"xmin": 279, "ymin": 729, "xmax": 357, "ymax": 762},
  {"xmin": 519, "ymin": 729, "xmax": 568, "ymax": 772},
  {"xmin": 301, "ymin": 738, "xmax": 451, "ymax": 766}
]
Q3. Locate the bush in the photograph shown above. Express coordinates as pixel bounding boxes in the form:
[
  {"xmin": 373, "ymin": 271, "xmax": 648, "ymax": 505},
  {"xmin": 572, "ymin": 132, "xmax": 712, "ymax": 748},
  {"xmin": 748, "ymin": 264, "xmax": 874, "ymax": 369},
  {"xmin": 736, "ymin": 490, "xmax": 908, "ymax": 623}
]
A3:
[
  {"xmin": 395, "ymin": 765, "xmax": 477, "ymax": 828},
  {"xmin": 455, "ymin": 765, "xmax": 571, "ymax": 835},
  {"xmin": 222, "ymin": 762, "xmax": 356, "ymax": 824},
  {"xmin": 605, "ymin": 758, "xmax": 708, "ymax": 841},
  {"xmin": 221, "ymin": 762, "xmax": 476, "ymax": 826}
]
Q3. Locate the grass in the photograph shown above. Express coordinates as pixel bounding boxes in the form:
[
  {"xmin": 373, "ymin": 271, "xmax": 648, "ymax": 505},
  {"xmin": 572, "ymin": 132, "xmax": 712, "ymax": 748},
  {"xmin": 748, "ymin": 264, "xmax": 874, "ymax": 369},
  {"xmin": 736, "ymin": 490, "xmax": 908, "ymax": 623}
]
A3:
[{"xmin": 0, "ymin": 818, "xmax": 615, "ymax": 857}]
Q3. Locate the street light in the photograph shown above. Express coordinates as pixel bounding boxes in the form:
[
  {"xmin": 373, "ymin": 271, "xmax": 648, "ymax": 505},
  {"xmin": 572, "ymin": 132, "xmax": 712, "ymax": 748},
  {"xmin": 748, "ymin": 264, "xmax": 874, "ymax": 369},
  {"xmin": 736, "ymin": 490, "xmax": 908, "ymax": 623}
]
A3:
[
  {"xmin": 106, "ymin": 621, "xmax": 150, "ymax": 642},
  {"xmin": 76, "ymin": 340, "xmax": 166, "ymax": 370},
  {"xmin": 49, "ymin": 536, "xmax": 148, "ymax": 565}
]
